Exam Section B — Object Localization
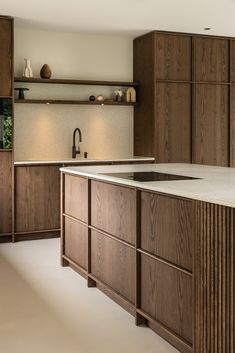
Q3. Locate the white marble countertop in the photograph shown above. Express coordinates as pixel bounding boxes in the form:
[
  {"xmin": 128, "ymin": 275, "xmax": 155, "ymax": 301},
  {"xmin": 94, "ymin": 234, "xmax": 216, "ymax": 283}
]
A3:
[
  {"xmin": 60, "ymin": 163, "xmax": 235, "ymax": 208},
  {"xmin": 14, "ymin": 156, "xmax": 154, "ymax": 166}
]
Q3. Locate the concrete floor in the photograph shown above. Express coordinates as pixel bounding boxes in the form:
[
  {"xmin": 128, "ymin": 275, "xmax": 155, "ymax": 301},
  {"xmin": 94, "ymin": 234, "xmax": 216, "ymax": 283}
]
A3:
[{"xmin": 0, "ymin": 238, "xmax": 178, "ymax": 353}]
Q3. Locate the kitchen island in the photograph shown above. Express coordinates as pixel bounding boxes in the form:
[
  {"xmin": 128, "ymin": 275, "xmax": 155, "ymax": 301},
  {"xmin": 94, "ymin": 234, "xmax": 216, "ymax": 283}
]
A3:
[{"xmin": 60, "ymin": 163, "xmax": 235, "ymax": 353}]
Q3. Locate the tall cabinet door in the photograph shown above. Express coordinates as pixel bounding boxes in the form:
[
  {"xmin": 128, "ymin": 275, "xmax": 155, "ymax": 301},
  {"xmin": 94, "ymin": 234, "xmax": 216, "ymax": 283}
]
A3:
[
  {"xmin": 155, "ymin": 82, "xmax": 191, "ymax": 162},
  {"xmin": 0, "ymin": 17, "xmax": 13, "ymax": 96},
  {"xmin": 192, "ymin": 84, "xmax": 229, "ymax": 166}
]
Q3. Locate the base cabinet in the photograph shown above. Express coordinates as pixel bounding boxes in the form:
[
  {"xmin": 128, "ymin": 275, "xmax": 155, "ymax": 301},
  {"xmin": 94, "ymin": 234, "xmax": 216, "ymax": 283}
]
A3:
[
  {"xmin": 64, "ymin": 217, "xmax": 88, "ymax": 270},
  {"xmin": 91, "ymin": 230, "xmax": 135, "ymax": 304},
  {"xmin": 141, "ymin": 254, "xmax": 192, "ymax": 344},
  {"xmin": 15, "ymin": 165, "xmax": 60, "ymax": 238},
  {"xmin": 0, "ymin": 152, "xmax": 12, "ymax": 237}
]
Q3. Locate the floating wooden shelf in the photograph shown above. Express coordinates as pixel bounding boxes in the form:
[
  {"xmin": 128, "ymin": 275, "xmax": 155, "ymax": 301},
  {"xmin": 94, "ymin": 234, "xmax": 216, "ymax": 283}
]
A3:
[
  {"xmin": 14, "ymin": 99, "xmax": 137, "ymax": 106},
  {"xmin": 0, "ymin": 149, "xmax": 13, "ymax": 152},
  {"xmin": 14, "ymin": 77, "xmax": 139, "ymax": 87}
]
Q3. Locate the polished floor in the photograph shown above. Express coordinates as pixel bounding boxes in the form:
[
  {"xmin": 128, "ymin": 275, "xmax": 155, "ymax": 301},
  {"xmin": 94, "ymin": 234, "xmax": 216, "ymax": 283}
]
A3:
[{"xmin": 0, "ymin": 239, "xmax": 178, "ymax": 353}]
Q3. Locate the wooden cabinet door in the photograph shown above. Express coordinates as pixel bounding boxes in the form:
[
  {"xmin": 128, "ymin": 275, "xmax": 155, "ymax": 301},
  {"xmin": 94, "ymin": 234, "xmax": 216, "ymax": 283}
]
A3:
[
  {"xmin": 0, "ymin": 152, "xmax": 12, "ymax": 235},
  {"xmin": 193, "ymin": 37, "xmax": 229, "ymax": 82},
  {"xmin": 155, "ymin": 82, "xmax": 191, "ymax": 163},
  {"xmin": 64, "ymin": 217, "xmax": 88, "ymax": 270},
  {"xmin": 141, "ymin": 254, "xmax": 192, "ymax": 343},
  {"xmin": 192, "ymin": 84, "xmax": 229, "ymax": 166},
  {"xmin": 15, "ymin": 166, "xmax": 60, "ymax": 232},
  {"xmin": 0, "ymin": 18, "xmax": 13, "ymax": 97},
  {"xmin": 155, "ymin": 34, "xmax": 191, "ymax": 80},
  {"xmin": 91, "ymin": 181, "xmax": 136, "ymax": 245},
  {"xmin": 91, "ymin": 230, "xmax": 135, "ymax": 303},
  {"xmin": 141, "ymin": 192, "xmax": 193, "ymax": 271},
  {"xmin": 64, "ymin": 174, "xmax": 88, "ymax": 222}
]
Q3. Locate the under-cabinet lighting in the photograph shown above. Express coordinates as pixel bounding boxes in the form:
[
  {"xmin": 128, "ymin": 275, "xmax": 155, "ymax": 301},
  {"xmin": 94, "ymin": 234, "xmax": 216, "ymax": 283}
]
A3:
[{"xmin": 46, "ymin": 102, "xmax": 50, "ymax": 105}]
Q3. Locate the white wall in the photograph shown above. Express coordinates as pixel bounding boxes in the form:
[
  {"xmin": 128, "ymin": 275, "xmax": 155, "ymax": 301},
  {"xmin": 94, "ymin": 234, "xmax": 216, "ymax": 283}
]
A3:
[{"xmin": 14, "ymin": 27, "xmax": 134, "ymax": 160}]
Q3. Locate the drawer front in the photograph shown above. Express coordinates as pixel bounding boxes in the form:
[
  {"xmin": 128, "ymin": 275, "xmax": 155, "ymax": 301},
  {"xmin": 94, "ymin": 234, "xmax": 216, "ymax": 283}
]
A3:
[
  {"xmin": 64, "ymin": 174, "xmax": 88, "ymax": 222},
  {"xmin": 141, "ymin": 254, "xmax": 192, "ymax": 343},
  {"xmin": 141, "ymin": 192, "xmax": 193, "ymax": 271},
  {"xmin": 91, "ymin": 230, "xmax": 135, "ymax": 303},
  {"xmin": 64, "ymin": 217, "xmax": 88, "ymax": 270},
  {"xmin": 91, "ymin": 181, "xmax": 136, "ymax": 245}
]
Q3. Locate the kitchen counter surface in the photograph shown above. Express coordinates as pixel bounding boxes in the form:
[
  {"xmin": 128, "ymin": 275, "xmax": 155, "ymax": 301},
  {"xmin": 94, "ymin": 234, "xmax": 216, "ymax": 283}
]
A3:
[
  {"xmin": 60, "ymin": 163, "xmax": 235, "ymax": 208},
  {"xmin": 14, "ymin": 156, "xmax": 154, "ymax": 166},
  {"xmin": 14, "ymin": 156, "xmax": 155, "ymax": 166}
]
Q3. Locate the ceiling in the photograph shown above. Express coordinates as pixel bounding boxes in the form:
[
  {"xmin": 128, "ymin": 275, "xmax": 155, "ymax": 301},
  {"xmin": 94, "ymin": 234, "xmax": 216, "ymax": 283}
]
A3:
[{"xmin": 1, "ymin": 0, "xmax": 234, "ymax": 38}]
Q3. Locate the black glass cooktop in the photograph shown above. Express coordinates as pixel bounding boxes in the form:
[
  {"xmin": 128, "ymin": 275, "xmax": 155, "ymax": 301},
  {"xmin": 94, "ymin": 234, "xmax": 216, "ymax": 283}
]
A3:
[{"xmin": 102, "ymin": 171, "xmax": 200, "ymax": 182}]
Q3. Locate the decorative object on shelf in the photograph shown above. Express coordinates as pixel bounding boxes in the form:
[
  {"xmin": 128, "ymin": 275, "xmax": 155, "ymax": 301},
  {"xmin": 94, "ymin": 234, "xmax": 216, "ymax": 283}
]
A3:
[
  {"xmin": 14, "ymin": 88, "xmax": 29, "ymax": 100},
  {"xmin": 89, "ymin": 95, "xmax": 96, "ymax": 101},
  {"xmin": 3, "ymin": 116, "xmax": 13, "ymax": 149},
  {"xmin": 114, "ymin": 89, "xmax": 123, "ymax": 102},
  {"xmin": 96, "ymin": 95, "xmax": 104, "ymax": 102},
  {"xmin": 84, "ymin": 151, "xmax": 88, "ymax": 159},
  {"xmin": 126, "ymin": 87, "xmax": 136, "ymax": 103},
  {"xmin": 40, "ymin": 64, "xmax": 52, "ymax": 79},
  {"xmin": 22, "ymin": 59, "xmax": 33, "ymax": 78}
]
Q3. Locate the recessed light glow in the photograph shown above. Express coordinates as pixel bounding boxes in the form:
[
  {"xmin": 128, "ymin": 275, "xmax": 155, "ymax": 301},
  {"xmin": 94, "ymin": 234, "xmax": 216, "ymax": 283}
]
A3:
[
  {"xmin": 204, "ymin": 27, "xmax": 211, "ymax": 31},
  {"xmin": 46, "ymin": 102, "xmax": 50, "ymax": 105}
]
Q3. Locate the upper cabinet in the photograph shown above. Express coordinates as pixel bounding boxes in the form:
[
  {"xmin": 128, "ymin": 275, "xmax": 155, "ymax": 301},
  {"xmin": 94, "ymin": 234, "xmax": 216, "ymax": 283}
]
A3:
[
  {"xmin": 155, "ymin": 34, "xmax": 191, "ymax": 81},
  {"xmin": 193, "ymin": 38, "xmax": 229, "ymax": 82},
  {"xmin": 0, "ymin": 17, "xmax": 13, "ymax": 97}
]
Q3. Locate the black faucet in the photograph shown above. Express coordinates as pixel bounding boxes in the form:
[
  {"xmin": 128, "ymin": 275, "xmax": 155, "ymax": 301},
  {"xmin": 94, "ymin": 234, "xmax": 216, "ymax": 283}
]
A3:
[{"xmin": 72, "ymin": 128, "xmax": 82, "ymax": 158}]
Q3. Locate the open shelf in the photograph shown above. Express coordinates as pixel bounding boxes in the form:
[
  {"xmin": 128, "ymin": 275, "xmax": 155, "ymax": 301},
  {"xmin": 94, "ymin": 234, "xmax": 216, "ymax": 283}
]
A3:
[
  {"xmin": 14, "ymin": 77, "xmax": 139, "ymax": 87},
  {"xmin": 0, "ymin": 149, "xmax": 13, "ymax": 152},
  {"xmin": 14, "ymin": 99, "xmax": 137, "ymax": 106}
]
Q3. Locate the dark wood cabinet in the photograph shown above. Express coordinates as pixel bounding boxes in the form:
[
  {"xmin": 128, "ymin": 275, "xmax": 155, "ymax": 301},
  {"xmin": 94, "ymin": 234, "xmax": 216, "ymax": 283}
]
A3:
[
  {"xmin": 141, "ymin": 254, "xmax": 192, "ymax": 344},
  {"xmin": 155, "ymin": 82, "xmax": 191, "ymax": 162},
  {"xmin": 64, "ymin": 217, "xmax": 88, "ymax": 270},
  {"xmin": 91, "ymin": 180, "xmax": 136, "ymax": 245},
  {"xmin": 155, "ymin": 34, "xmax": 191, "ymax": 80},
  {"xmin": 193, "ymin": 37, "xmax": 229, "ymax": 82},
  {"xmin": 0, "ymin": 152, "xmax": 12, "ymax": 237},
  {"xmin": 15, "ymin": 165, "xmax": 60, "ymax": 236},
  {"xmin": 0, "ymin": 17, "xmax": 13, "ymax": 97},
  {"xmin": 141, "ymin": 192, "xmax": 193, "ymax": 271},
  {"xmin": 134, "ymin": 31, "xmax": 233, "ymax": 167},
  {"xmin": 192, "ymin": 84, "xmax": 229, "ymax": 166},
  {"xmin": 91, "ymin": 229, "xmax": 136, "ymax": 303},
  {"xmin": 134, "ymin": 32, "xmax": 192, "ymax": 163}
]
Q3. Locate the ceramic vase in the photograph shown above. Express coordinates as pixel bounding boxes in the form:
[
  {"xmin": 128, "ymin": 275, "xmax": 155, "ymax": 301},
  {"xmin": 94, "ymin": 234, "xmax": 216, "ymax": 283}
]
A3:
[
  {"xmin": 40, "ymin": 64, "xmax": 52, "ymax": 79},
  {"xmin": 23, "ymin": 59, "xmax": 33, "ymax": 78}
]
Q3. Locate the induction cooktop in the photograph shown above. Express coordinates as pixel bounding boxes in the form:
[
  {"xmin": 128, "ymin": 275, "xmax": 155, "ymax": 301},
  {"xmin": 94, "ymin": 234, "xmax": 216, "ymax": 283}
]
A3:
[{"xmin": 102, "ymin": 171, "xmax": 200, "ymax": 182}]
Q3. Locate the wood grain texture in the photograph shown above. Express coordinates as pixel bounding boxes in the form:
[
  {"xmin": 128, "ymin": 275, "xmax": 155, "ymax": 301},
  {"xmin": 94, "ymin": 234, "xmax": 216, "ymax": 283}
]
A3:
[
  {"xmin": 155, "ymin": 82, "xmax": 191, "ymax": 163},
  {"xmin": 194, "ymin": 201, "xmax": 235, "ymax": 353},
  {"xmin": 141, "ymin": 253, "xmax": 192, "ymax": 344},
  {"xmin": 91, "ymin": 180, "xmax": 136, "ymax": 245},
  {"xmin": 193, "ymin": 37, "xmax": 229, "ymax": 82},
  {"xmin": 0, "ymin": 152, "xmax": 12, "ymax": 234},
  {"xmin": 230, "ymin": 85, "xmax": 235, "ymax": 166},
  {"xmin": 91, "ymin": 229, "xmax": 136, "ymax": 303},
  {"xmin": 64, "ymin": 174, "xmax": 88, "ymax": 222},
  {"xmin": 15, "ymin": 166, "xmax": 60, "ymax": 232},
  {"xmin": 231, "ymin": 40, "xmax": 235, "ymax": 82},
  {"xmin": 155, "ymin": 33, "xmax": 191, "ymax": 80},
  {"xmin": 133, "ymin": 32, "xmax": 155, "ymax": 157},
  {"xmin": 0, "ymin": 18, "xmax": 13, "ymax": 96},
  {"xmin": 64, "ymin": 217, "xmax": 88, "ymax": 270},
  {"xmin": 192, "ymin": 84, "xmax": 229, "ymax": 166},
  {"xmin": 141, "ymin": 192, "xmax": 193, "ymax": 271}
]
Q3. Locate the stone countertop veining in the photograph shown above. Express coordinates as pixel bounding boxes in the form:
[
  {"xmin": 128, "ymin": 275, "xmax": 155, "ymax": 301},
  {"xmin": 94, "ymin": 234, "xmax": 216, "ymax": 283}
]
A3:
[
  {"xmin": 14, "ymin": 156, "xmax": 155, "ymax": 166},
  {"xmin": 60, "ymin": 163, "xmax": 235, "ymax": 208}
]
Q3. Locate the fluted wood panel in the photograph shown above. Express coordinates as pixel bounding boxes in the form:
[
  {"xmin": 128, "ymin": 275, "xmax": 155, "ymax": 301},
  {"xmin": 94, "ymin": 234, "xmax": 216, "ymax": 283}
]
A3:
[{"xmin": 194, "ymin": 201, "xmax": 235, "ymax": 353}]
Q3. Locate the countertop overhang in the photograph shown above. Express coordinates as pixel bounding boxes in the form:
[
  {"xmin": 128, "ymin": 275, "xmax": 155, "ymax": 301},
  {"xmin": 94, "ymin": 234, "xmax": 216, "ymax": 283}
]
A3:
[
  {"xmin": 14, "ymin": 156, "xmax": 154, "ymax": 166},
  {"xmin": 60, "ymin": 163, "xmax": 235, "ymax": 208}
]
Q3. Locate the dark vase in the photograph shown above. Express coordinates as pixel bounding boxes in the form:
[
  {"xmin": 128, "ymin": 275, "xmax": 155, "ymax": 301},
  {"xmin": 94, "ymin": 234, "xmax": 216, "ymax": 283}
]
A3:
[{"xmin": 40, "ymin": 64, "xmax": 52, "ymax": 79}]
